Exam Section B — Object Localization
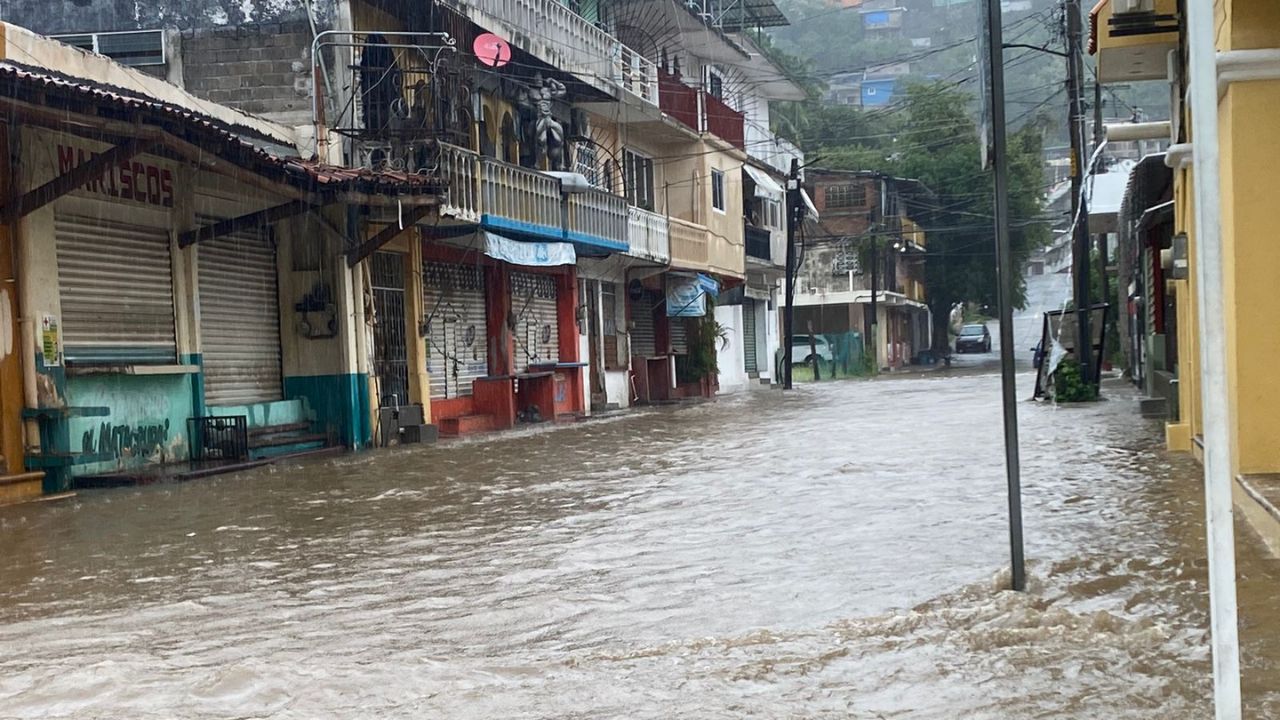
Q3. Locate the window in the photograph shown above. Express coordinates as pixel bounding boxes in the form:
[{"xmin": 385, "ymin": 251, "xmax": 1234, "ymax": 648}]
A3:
[
  {"xmin": 707, "ymin": 69, "xmax": 724, "ymax": 99},
  {"xmin": 711, "ymin": 169, "xmax": 726, "ymax": 213},
  {"xmin": 53, "ymin": 30, "xmax": 166, "ymax": 66},
  {"xmin": 824, "ymin": 183, "xmax": 868, "ymax": 210},
  {"xmin": 574, "ymin": 143, "xmax": 602, "ymax": 189},
  {"xmin": 623, "ymin": 149, "xmax": 655, "ymax": 211},
  {"xmin": 766, "ymin": 198, "xmax": 782, "ymax": 229}
]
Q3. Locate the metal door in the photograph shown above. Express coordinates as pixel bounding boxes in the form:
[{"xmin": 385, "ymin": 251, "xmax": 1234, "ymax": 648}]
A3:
[
  {"xmin": 629, "ymin": 291, "xmax": 656, "ymax": 357},
  {"xmin": 510, "ymin": 271, "xmax": 559, "ymax": 372},
  {"xmin": 370, "ymin": 252, "xmax": 409, "ymax": 407},
  {"xmin": 742, "ymin": 298, "xmax": 758, "ymax": 374},
  {"xmin": 670, "ymin": 316, "xmax": 689, "ymax": 355},
  {"xmin": 423, "ymin": 262, "xmax": 488, "ymax": 399},
  {"xmin": 198, "ymin": 218, "xmax": 283, "ymax": 405},
  {"xmin": 56, "ymin": 209, "xmax": 176, "ymax": 363}
]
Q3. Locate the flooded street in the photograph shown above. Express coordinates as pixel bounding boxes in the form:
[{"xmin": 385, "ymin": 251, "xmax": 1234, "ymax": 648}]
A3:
[{"xmin": 1, "ymin": 368, "xmax": 1278, "ymax": 718}]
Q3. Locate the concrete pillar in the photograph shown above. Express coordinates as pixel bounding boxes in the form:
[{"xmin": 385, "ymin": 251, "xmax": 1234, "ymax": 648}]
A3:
[{"xmin": 404, "ymin": 235, "xmax": 431, "ymax": 417}]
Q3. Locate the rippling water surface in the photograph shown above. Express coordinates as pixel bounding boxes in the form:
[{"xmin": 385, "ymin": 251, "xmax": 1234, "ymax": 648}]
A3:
[{"xmin": 0, "ymin": 371, "xmax": 1276, "ymax": 718}]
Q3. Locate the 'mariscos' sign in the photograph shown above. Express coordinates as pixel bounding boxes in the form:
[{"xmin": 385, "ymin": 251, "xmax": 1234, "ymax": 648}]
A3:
[{"xmin": 56, "ymin": 144, "xmax": 175, "ymax": 208}]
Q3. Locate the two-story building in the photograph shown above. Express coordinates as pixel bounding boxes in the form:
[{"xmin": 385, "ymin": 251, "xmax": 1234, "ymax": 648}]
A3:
[
  {"xmin": 1091, "ymin": 0, "xmax": 1280, "ymax": 538},
  {"xmin": 785, "ymin": 170, "xmax": 932, "ymax": 371}
]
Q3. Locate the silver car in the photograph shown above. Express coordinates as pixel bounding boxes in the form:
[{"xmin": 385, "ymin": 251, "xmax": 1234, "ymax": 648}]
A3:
[{"xmin": 790, "ymin": 335, "xmax": 834, "ymax": 364}]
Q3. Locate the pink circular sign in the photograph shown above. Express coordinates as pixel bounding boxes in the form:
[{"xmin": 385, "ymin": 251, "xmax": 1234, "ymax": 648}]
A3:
[{"xmin": 474, "ymin": 33, "xmax": 512, "ymax": 68}]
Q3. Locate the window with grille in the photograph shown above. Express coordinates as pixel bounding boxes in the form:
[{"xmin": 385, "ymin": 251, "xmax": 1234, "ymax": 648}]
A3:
[
  {"xmin": 53, "ymin": 30, "xmax": 166, "ymax": 66},
  {"xmin": 574, "ymin": 143, "xmax": 603, "ymax": 189},
  {"xmin": 824, "ymin": 183, "xmax": 868, "ymax": 210}
]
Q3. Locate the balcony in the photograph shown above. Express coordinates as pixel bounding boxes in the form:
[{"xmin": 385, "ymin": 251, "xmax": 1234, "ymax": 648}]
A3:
[
  {"xmin": 669, "ymin": 217, "xmax": 710, "ymax": 270},
  {"xmin": 565, "ymin": 189, "xmax": 628, "ymax": 252},
  {"xmin": 707, "ymin": 232, "xmax": 745, "ymax": 279},
  {"xmin": 437, "ymin": 142, "xmax": 629, "ymax": 252},
  {"xmin": 744, "ymin": 224, "xmax": 771, "ymax": 262},
  {"xmin": 657, "ymin": 69, "xmax": 745, "ymax": 149},
  {"xmin": 626, "ymin": 206, "xmax": 671, "ymax": 264},
  {"xmin": 744, "ymin": 122, "xmax": 803, "ymax": 176},
  {"xmin": 449, "ymin": 0, "xmax": 657, "ymax": 105}
]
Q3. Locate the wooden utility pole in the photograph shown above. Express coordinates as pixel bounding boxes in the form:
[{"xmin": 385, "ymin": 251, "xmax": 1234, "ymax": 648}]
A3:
[{"xmin": 783, "ymin": 158, "xmax": 800, "ymax": 389}]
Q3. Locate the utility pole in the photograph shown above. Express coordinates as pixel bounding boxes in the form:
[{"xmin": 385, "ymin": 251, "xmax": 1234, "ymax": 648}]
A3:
[
  {"xmin": 1066, "ymin": 0, "xmax": 1094, "ymax": 385},
  {"xmin": 783, "ymin": 158, "xmax": 799, "ymax": 390},
  {"xmin": 983, "ymin": 0, "xmax": 1025, "ymax": 592},
  {"xmin": 869, "ymin": 177, "xmax": 884, "ymax": 370}
]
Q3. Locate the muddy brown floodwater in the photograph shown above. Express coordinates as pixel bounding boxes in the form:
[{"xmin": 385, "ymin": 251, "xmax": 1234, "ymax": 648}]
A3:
[{"xmin": 0, "ymin": 371, "xmax": 1276, "ymax": 719}]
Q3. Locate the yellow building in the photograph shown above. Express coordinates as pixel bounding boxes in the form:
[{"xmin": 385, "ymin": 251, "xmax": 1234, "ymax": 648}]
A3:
[{"xmin": 1094, "ymin": 0, "xmax": 1280, "ymax": 540}]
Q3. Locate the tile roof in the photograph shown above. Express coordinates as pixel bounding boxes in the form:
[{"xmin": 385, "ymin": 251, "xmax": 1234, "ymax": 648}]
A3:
[{"xmin": 0, "ymin": 60, "xmax": 445, "ymax": 197}]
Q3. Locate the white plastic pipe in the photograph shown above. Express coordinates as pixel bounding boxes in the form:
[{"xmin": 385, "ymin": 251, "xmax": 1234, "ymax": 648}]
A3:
[
  {"xmin": 1187, "ymin": 1, "xmax": 1243, "ymax": 717},
  {"xmin": 1217, "ymin": 48, "xmax": 1280, "ymax": 98},
  {"xmin": 1103, "ymin": 121, "xmax": 1171, "ymax": 142},
  {"xmin": 1165, "ymin": 143, "xmax": 1194, "ymax": 169}
]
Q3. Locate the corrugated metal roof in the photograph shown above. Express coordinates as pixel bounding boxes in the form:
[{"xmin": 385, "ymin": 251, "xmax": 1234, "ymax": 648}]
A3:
[{"xmin": 0, "ymin": 61, "xmax": 444, "ymax": 197}]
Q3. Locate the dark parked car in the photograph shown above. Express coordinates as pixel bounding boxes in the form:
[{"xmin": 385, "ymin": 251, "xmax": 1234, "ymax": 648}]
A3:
[
  {"xmin": 1031, "ymin": 340, "xmax": 1046, "ymax": 368},
  {"xmin": 955, "ymin": 323, "xmax": 992, "ymax": 353}
]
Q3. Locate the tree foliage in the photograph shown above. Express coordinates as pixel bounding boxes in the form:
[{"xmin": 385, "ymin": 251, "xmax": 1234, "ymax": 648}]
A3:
[{"xmin": 800, "ymin": 84, "xmax": 1051, "ymax": 350}]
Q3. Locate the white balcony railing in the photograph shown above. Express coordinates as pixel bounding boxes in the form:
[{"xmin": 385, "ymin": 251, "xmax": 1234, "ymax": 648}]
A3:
[
  {"xmin": 439, "ymin": 142, "xmax": 481, "ymax": 222},
  {"xmin": 480, "ymin": 156, "xmax": 562, "ymax": 232},
  {"xmin": 455, "ymin": 0, "xmax": 657, "ymax": 106},
  {"xmin": 566, "ymin": 189, "xmax": 628, "ymax": 247},
  {"xmin": 669, "ymin": 217, "xmax": 710, "ymax": 271},
  {"xmin": 626, "ymin": 206, "xmax": 670, "ymax": 264}
]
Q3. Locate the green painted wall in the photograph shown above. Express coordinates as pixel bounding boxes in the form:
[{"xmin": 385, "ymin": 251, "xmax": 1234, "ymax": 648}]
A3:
[
  {"xmin": 67, "ymin": 372, "xmax": 194, "ymax": 477},
  {"xmin": 283, "ymin": 373, "xmax": 371, "ymax": 449}
]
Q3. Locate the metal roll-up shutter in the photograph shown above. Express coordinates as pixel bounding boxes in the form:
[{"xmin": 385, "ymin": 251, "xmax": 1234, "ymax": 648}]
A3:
[
  {"xmin": 424, "ymin": 262, "xmax": 488, "ymax": 399},
  {"xmin": 629, "ymin": 292, "xmax": 656, "ymax": 357},
  {"xmin": 198, "ymin": 218, "xmax": 283, "ymax": 406},
  {"xmin": 743, "ymin": 299, "xmax": 758, "ymax": 374},
  {"xmin": 670, "ymin": 316, "xmax": 689, "ymax": 355},
  {"xmin": 56, "ymin": 212, "xmax": 176, "ymax": 363},
  {"xmin": 511, "ymin": 271, "xmax": 559, "ymax": 372}
]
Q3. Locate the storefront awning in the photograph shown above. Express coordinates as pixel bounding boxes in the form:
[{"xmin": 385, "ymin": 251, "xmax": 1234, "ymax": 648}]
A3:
[
  {"xmin": 483, "ymin": 231, "xmax": 576, "ymax": 267},
  {"xmin": 744, "ymin": 164, "xmax": 785, "ymax": 198},
  {"xmin": 800, "ymin": 188, "xmax": 820, "ymax": 221}
]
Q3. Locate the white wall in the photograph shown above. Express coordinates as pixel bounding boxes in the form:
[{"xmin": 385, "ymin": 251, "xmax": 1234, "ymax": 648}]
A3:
[
  {"xmin": 604, "ymin": 370, "xmax": 630, "ymax": 409},
  {"xmin": 760, "ymin": 293, "xmax": 780, "ymax": 382},
  {"xmin": 715, "ymin": 304, "xmax": 749, "ymax": 394}
]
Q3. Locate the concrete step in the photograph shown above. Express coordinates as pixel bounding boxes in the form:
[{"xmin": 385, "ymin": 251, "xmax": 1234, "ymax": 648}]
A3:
[
  {"xmin": 248, "ymin": 421, "xmax": 311, "ymax": 437},
  {"xmin": 1139, "ymin": 397, "xmax": 1169, "ymax": 419},
  {"xmin": 249, "ymin": 431, "xmax": 328, "ymax": 450},
  {"xmin": 438, "ymin": 414, "xmax": 496, "ymax": 438}
]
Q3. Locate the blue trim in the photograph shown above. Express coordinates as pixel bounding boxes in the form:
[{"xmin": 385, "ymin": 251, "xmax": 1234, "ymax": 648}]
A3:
[
  {"xmin": 563, "ymin": 230, "xmax": 629, "ymax": 254},
  {"xmin": 283, "ymin": 373, "xmax": 371, "ymax": 449},
  {"xmin": 182, "ymin": 353, "xmax": 205, "ymax": 419},
  {"xmin": 481, "ymin": 215, "xmax": 563, "ymax": 243}
]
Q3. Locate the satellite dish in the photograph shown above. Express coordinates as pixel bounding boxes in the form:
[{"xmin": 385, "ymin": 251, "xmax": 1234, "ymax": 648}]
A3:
[{"xmin": 474, "ymin": 34, "xmax": 511, "ymax": 68}]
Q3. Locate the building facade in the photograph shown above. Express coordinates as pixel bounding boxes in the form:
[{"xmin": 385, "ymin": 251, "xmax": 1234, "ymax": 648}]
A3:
[
  {"xmin": 0, "ymin": 0, "xmax": 806, "ymax": 499},
  {"xmin": 785, "ymin": 171, "xmax": 932, "ymax": 371}
]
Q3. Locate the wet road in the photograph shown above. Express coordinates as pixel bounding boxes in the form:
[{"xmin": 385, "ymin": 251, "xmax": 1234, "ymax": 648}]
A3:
[{"xmin": 1, "ymin": 364, "xmax": 1277, "ymax": 718}]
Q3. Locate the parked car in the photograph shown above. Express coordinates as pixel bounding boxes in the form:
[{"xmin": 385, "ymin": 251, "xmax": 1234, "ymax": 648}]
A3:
[
  {"xmin": 790, "ymin": 335, "xmax": 834, "ymax": 364},
  {"xmin": 1031, "ymin": 340, "xmax": 1046, "ymax": 369},
  {"xmin": 955, "ymin": 323, "xmax": 992, "ymax": 353}
]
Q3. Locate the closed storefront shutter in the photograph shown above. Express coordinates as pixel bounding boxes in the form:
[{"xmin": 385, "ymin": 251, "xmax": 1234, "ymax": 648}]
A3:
[
  {"xmin": 198, "ymin": 217, "xmax": 283, "ymax": 406},
  {"xmin": 670, "ymin": 316, "xmax": 689, "ymax": 355},
  {"xmin": 629, "ymin": 292, "xmax": 656, "ymax": 357},
  {"xmin": 56, "ymin": 208, "xmax": 176, "ymax": 364},
  {"xmin": 743, "ymin": 298, "xmax": 758, "ymax": 374},
  {"xmin": 423, "ymin": 262, "xmax": 488, "ymax": 399},
  {"xmin": 510, "ymin": 271, "xmax": 559, "ymax": 372}
]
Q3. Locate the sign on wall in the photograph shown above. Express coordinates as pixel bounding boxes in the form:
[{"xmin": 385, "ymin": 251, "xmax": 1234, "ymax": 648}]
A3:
[{"xmin": 40, "ymin": 313, "xmax": 61, "ymax": 367}]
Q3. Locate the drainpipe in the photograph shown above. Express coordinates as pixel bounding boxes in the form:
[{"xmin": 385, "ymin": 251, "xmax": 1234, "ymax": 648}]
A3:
[{"xmin": 1185, "ymin": 0, "xmax": 1242, "ymax": 716}]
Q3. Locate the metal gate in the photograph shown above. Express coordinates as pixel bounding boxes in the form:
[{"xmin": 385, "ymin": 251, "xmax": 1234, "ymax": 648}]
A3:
[
  {"xmin": 743, "ymin": 298, "xmax": 758, "ymax": 374},
  {"xmin": 670, "ymin": 316, "xmax": 689, "ymax": 355},
  {"xmin": 510, "ymin": 271, "xmax": 559, "ymax": 372},
  {"xmin": 56, "ymin": 210, "xmax": 176, "ymax": 363},
  {"xmin": 198, "ymin": 218, "xmax": 283, "ymax": 405},
  {"xmin": 423, "ymin": 262, "xmax": 488, "ymax": 399},
  {"xmin": 629, "ymin": 291, "xmax": 656, "ymax": 357},
  {"xmin": 370, "ymin": 252, "xmax": 409, "ymax": 407}
]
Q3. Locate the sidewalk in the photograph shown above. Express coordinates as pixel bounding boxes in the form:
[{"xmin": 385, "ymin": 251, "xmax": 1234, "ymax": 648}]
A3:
[{"xmin": 1236, "ymin": 473, "xmax": 1280, "ymax": 557}]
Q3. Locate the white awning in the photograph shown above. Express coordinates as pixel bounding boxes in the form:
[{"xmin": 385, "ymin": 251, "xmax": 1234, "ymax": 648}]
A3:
[
  {"xmin": 800, "ymin": 188, "xmax": 819, "ymax": 221},
  {"xmin": 743, "ymin": 164, "xmax": 785, "ymax": 198}
]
